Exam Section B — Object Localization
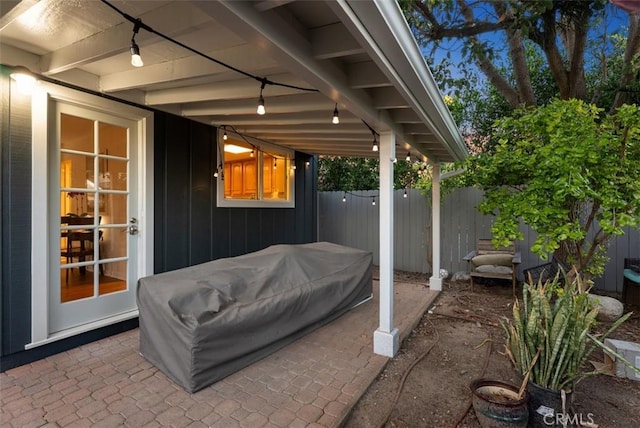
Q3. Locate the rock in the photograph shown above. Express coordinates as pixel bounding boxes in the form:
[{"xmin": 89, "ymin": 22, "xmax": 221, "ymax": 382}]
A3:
[
  {"xmin": 589, "ymin": 294, "xmax": 624, "ymax": 322},
  {"xmin": 451, "ymin": 271, "xmax": 471, "ymax": 282}
]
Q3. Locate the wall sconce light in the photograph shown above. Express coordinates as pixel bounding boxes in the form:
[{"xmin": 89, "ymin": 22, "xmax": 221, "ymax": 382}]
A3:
[{"xmin": 10, "ymin": 66, "xmax": 36, "ymax": 95}]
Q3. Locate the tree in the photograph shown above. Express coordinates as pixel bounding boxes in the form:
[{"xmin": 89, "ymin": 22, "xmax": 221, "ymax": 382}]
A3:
[
  {"xmin": 463, "ymin": 99, "xmax": 640, "ymax": 278},
  {"xmin": 317, "ymin": 157, "xmax": 419, "ymax": 191},
  {"xmin": 405, "ymin": 0, "xmax": 640, "ymax": 113}
]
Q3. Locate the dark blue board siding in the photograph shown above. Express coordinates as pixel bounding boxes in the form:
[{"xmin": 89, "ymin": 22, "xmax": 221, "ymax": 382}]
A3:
[
  {"xmin": 1, "ymin": 75, "xmax": 33, "ymax": 357},
  {"xmin": 1, "ymin": 91, "xmax": 317, "ymax": 371},
  {"xmin": 153, "ymin": 111, "xmax": 317, "ymax": 274}
]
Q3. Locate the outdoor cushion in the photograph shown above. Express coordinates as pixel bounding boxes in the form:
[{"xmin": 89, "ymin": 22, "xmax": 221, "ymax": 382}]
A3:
[
  {"xmin": 475, "ymin": 265, "xmax": 513, "ymax": 275},
  {"xmin": 471, "ymin": 253, "xmax": 513, "ymax": 268},
  {"xmin": 624, "ymin": 268, "xmax": 640, "ymax": 284}
]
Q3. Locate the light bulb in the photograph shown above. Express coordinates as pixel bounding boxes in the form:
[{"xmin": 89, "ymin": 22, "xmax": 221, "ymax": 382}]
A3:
[
  {"xmin": 332, "ymin": 104, "xmax": 339, "ymax": 125},
  {"xmin": 372, "ymin": 198, "xmax": 376, "ymax": 206},
  {"xmin": 403, "ymin": 189, "xmax": 408, "ymax": 198},
  {"xmin": 257, "ymin": 94, "xmax": 265, "ymax": 115},
  {"xmin": 250, "ymin": 150, "xmax": 255, "ymax": 158},
  {"xmin": 372, "ymin": 140, "xmax": 379, "ymax": 152},
  {"xmin": 406, "ymin": 152, "xmax": 411, "ymax": 162},
  {"xmin": 130, "ymin": 42, "xmax": 143, "ymax": 67},
  {"xmin": 10, "ymin": 69, "xmax": 36, "ymax": 95},
  {"xmin": 223, "ymin": 131, "xmax": 228, "ymax": 140},
  {"xmin": 342, "ymin": 193, "xmax": 346, "ymax": 202}
]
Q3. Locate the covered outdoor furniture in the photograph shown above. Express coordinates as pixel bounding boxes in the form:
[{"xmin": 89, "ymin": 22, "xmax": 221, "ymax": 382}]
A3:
[
  {"xmin": 623, "ymin": 257, "xmax": 640, "ymax": 308},
  {"xmin": 464, "ymin": 239, "xmax": 521, "ymax": 295},
  {"xmin": 137, "ymin": 241, "xmax": 373, "ymax": 392}
]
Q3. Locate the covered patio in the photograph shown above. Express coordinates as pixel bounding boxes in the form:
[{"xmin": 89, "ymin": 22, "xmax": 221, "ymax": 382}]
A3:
[
  {"xmin": 0, "ymin": 279, "xmax": 437, "ymax": 427},
  {"xmin": 1, "ymin": 0, "xmax": 465, "ymax": 362}
]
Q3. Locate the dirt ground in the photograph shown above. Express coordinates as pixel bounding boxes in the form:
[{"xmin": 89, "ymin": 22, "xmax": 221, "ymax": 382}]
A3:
[{"xmin": 343, "ymin": 272, "xmax": 640, "ymax": 428}]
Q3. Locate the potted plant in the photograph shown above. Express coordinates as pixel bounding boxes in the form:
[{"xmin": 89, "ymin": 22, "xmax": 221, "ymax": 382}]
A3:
[{"xmin": 502, "ymin": 272, "xmax": 635, "ymax": 427}]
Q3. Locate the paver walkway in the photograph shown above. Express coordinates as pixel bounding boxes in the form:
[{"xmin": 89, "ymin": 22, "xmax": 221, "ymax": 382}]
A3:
[{"xmin": 1, "ymin": 281, "xmax": 437, "ymax": 427}]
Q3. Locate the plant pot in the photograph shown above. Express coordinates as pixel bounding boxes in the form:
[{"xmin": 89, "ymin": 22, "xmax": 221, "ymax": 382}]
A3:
[
  {"xmin": 470, "ymin": 379, "xmax": 529, "ymax": 428},
  {"xmin": 527, "ymin": 382, "xmax": 573, "ymax": 427}
]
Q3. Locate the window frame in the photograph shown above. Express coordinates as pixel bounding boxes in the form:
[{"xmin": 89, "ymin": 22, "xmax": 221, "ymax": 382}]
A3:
[{"xmin": 216, "ymin": 129, "xmax": 295, "ymax": 208}]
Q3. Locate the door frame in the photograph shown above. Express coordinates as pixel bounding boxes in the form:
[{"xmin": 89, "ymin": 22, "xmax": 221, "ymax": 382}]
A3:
[{"xmin": 27, "ymin": 82, "xmax": 154, "ymax": 349}]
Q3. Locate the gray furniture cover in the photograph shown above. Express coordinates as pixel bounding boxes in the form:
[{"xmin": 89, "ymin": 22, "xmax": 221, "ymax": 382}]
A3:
[{"xmin": 137, "ymin": 242, "xmax": 372, "ymax": 392}]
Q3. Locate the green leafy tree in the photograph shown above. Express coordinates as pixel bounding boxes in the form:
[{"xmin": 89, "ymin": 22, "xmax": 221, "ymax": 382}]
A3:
[
  {"xmin": 463, "ymin": 99, "xmax": 640, "ymax": 277},
  {"xmin": 317, "ymin": 156, "xmax": 419, "ymax": 191}
]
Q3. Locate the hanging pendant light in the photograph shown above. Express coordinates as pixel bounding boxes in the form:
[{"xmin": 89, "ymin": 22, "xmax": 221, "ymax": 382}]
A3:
[{"xmin": 332, "ymin": 103, "xmax": 340, "ymax": 125}]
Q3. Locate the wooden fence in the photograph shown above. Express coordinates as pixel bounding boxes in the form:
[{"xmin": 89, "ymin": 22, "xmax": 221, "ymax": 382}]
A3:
[{"xmin": 318, "ymin": 188, "xmax": 640, "ymax": 294}]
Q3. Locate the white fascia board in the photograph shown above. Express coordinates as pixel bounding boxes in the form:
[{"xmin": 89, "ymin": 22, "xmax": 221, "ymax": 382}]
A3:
[{"xmin": 335, "ymin": 0, "xmax": 467, "ymax": 162}]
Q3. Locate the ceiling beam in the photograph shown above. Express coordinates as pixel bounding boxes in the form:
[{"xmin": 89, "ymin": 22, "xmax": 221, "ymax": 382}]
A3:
[
  {"xmin": 209, "ymin": 111, "xmax": 363, "ymax": 126},
  {"xmin": 146, "ymin": 72, "xmax": 309, "ymax": 105},
  {"xmin": 235, "ymin": 123, "xmax": 369, "ymax": 134},
  {"xmin": 371, "ymin": 87, "xmax": 410, "ymax": 109},
  {"xmin": 191, "ymin": 0, "xmax": 397, "ymax": 136},
  {"xmin": 0, "ymin": 0, "xmax": 38, "ymax": 32},
  {"xmin": 347, "ymin": 61, "xmax": 391, "ymax": 89},
  {"xmin": 40, "ymin": 2, "xmax": 210, "ymax": 75},
  {"xmin": 100, "ymin": 44, "xmax": 278, "ymax": 92},
  {"xmin": 181, "ymin": 92, "xmax": 333, "ymax": 116},
  {"xmin": 311, "ymin": 22, "xmax": 363, "ymax": 60}
]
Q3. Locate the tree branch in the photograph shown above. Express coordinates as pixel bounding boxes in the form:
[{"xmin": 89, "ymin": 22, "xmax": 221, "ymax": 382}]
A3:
[
  {"xmin": 611, "ymin": 14, "xmax": 640, "ymax": 112},
  {"xmin": 455, "ymin": 0, "xmax": 521, "ymax": 108}
]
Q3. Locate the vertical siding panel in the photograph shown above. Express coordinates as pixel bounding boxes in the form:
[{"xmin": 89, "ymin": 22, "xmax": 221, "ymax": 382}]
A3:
[
  {"xmin": 189, "ymin": 122, "xmax": 213, "ymax": 265},
  {"xmin": 1, "ymin": 77, "xmax": 33, "ymax": 354}
]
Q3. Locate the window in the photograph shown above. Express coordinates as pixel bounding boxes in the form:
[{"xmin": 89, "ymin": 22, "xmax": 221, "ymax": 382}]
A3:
[{"xmin": 216, "ymin": 130, "xmax": 295, "ymax": 208}]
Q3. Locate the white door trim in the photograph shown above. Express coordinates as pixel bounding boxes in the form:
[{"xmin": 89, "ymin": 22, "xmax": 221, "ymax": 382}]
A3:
[{"xmin": 28, "ymin": 82, "xmax": 154, "ymax": 348}]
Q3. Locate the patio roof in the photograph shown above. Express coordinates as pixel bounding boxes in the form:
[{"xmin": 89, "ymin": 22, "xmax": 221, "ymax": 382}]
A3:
[{"xmin": 0, "ymin": 0, "xmax": 467, "ymax": 162}]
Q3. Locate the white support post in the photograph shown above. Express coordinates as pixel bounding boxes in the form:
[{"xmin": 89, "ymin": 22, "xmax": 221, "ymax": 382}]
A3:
[
  {"xmin": 429, "ymin": 162, "xmax": 443, "ymax": 290},
  {"xmin": 374, "ymin": 131, "xmax": 399, "ymax": 357}
]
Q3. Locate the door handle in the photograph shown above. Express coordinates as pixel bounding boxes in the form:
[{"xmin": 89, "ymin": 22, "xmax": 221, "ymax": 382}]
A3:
[{"xmin": 128, "ymin": 217, "xmax": 138, "ymax": 235}]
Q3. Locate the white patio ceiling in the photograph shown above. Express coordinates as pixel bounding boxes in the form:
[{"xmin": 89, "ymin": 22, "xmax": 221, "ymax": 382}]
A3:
[{"xmin": 0, "ymin": 0, "xmax": 467, "ymax": 162}]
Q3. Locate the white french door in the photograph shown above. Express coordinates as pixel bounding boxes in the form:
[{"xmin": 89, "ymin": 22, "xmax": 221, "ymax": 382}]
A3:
[{"xmin": 49, "ymin": 102, "xmax": 140, "ymax": 333}]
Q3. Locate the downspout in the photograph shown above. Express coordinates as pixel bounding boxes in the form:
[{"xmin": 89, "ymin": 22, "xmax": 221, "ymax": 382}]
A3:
[{"xmin": 430, "ymin": 166, "xmax": 465, "ymax": 290}]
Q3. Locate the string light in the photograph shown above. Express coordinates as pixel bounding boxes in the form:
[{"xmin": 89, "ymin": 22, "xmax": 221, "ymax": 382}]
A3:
[
  {"xmin": 250, "ymin": 149, "xmax": 255, "ymax": 157},
  {"xmin": 342, "ymin": 192, "xmax": 347, "ymax": 202},
  {"xmin": 305, "ymin": 160, "xmax": 310, "ymax": 167},
  {"xmin": 101, "ymin": 0, "xmax": 318, "ymax": 94},
  {"xmin": 403, "ymin": 188, "xmax": 408, "ymax": 198},
  {"xmin": 332, "ymin": 104, "xmax": 340, "ymax": 125},
  {"xmin": 213, "ymin": 163, "xmax": 222, "ymax": 178},
  {"xmin": 130, "ymin": 20, "xmax": 143, "ymax": 67},
  {"xmin": 406, "ymin": 152, "xmax": 411, "ymax": 162},
  {"xmin": 257, "ymin": 80, "xmax": 266, "ymax": 115},
  {"xmin": 273, "ymin": 158, "xmax": 277, "ymax": 169},
  {"xmin": 372, "ymin": 136, "xmax": 378, "ymax": 152},
  {"xmin": 372, "ymin": 197, "xmax": 376, "ymax": 206},
  {"xmin": 223, "ymin": 129, "xmax": 228, "ymax": 140}
]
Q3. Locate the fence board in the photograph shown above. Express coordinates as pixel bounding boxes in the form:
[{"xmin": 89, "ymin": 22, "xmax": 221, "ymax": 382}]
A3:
[{"xmin": 318, "ymin": 188, "xmax": 639, "ymax": 294}]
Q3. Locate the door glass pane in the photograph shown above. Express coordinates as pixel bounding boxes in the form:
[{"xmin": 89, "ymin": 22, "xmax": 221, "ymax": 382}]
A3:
[
  {"xmin": 59, "ymin": 115, "xmax": 129, "ymax": 303},
  {"xmin": 99, "ymin": 122, "xmax": 127, "ymax": 157},
  {"xmin": 99, "ymin": 261, "xmax": 127, "ymax": 296},
  {"xmin": 61, "ymin": 114, "xmax": 94, "ymax": 152}
]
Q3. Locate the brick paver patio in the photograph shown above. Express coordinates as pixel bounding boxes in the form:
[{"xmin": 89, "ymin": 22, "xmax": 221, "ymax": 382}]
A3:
[{"xmin": 0, "ymin": 281, "xmax": 437, "ymax": 427}]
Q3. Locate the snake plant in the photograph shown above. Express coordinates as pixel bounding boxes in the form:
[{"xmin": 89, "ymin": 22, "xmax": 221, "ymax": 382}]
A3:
[{"xmin": 503, "ymin": 273, "xmax": 632, "ymax": 391}]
